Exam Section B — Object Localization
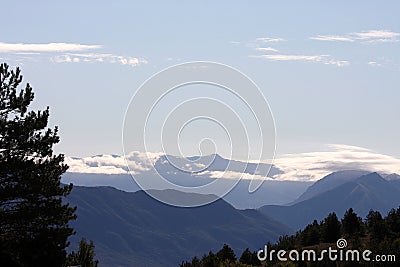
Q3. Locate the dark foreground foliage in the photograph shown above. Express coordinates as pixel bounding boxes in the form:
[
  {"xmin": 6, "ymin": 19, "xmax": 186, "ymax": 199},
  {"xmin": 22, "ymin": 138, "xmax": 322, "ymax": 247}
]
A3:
[
  {"xmin": 0, "ymin": 62, "xmax": 77, "ymax": 266},
  {"xmin": 181, "ymin": 207, "xmax": 400, "ymax": 266}
]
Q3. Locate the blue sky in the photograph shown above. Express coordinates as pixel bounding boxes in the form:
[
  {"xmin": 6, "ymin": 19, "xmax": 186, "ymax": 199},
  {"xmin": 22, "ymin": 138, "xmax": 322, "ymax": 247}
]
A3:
[{"xmin": 1, "ymin": 1, "xmax": 399, "ymax": 159}]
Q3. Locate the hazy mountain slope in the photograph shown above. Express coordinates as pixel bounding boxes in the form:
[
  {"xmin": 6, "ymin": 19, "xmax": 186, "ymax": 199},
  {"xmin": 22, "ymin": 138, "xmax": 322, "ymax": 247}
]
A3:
[
  {"xmin": 260, "ymin": 173, "xmax": 400, "ymax": 230},
  {"xmin": 292, "ymin": 170, "xmax": 370, "ymax": 204},
  {"xmin": 63, "ymin": 172, "xmax": 311, "ymax": 209},
  {"xmin": 67, "ymin": 186, "xmax": 291, "ymax": 267}
]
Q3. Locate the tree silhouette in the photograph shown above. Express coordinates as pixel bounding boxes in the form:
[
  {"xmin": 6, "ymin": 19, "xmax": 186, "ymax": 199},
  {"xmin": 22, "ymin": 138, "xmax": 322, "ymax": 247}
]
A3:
[
  {"xmin": 0, "ymin": 63, "xmax": 76, "ymax": 266},
  {"xmin": 65, "ymin": 238, "xmax": 98, "ymax": 267},
  {"xmin": 321, "ymin": 212, "xmax": 341, "ymax": 242},
  {"xmin": 342, "ymin": 208, "xmax": 362, "ymax": 237},
  {"xmin": 366, "ymin": 209, "xmax": 386, "ymax": 240},
  {"xmin": 216, "ymin": 244, "xmax": 236, "ymax": 262},
  {"xmin": 239, "ymin": 248, "xmax": 260, "ymax": 265},
  {"xmin": 385, "ymin": 207, "xmax": 400, "ymax": 237},
  {"xmin": 301, "ymin": 220, "xmax": 320, "ymax": 246}
]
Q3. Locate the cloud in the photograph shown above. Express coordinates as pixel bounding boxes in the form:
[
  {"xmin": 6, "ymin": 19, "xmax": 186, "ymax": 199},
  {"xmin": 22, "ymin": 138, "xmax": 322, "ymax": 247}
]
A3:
[
  {"xmin": 325, "ymin": 59, "xmax": 350, "ymax": 67},
  {"xmin": 256, "ymin": 37, "xmax": 285, "ymax": 43},
  {"xmin": 310, "ymin": 35, "xmax": 354, "ymax": 42},
  {"xmin": 0, "ymin": 42, "xmax": 101, "ymax": 53},
  {"xmin": 352, "ymin": 30, "xmax": 400, "ymax": 43},
  {"xmin": 51, "ymin": 53, "xmax": 148, "ymax": 67},
  {"xmin": 206, "ymin": 170, "xmax": 273, "ymax": 181},
  {"xmin": 272, "ymin": 144, "xmax": 400, "ymax": 181},
  {"xmin": 368, "ymin": 61, "xmax": 382, "ymax": 67},
  {"xmin": 65, "ymin": 151, "xmax": 161, "ymax": 175},
  {"xmin": 255, "ymin": 47, "xmax": 279, "ymax": 52},
  {"xmin": 310, "ymin": 30, "xmax": 400, "ymax": 43},
  {"xmin": 64, "ymin": 145, "xmax": 400, "ymax": 183},
  {"xmin": 253, "ymin": 54, "xmax": 350, "ymax": 67},
  {"xmin": 256, "ymin": 54, "xmax": 326, "ymax": 62},
  {"xmin": 0, "ymin": 41, "xmax": 147, "ymax": 66}
]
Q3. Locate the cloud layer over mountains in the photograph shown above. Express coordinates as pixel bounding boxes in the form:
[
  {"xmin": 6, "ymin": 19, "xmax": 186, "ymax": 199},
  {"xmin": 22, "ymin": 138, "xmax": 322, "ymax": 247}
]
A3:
[{"xmin": 65, "ymin": 144, "xmax": 400, "ymax": 182}]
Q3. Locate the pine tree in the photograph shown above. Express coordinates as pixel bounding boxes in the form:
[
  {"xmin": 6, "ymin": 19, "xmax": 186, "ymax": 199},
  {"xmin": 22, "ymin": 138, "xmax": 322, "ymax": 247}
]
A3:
[
  {"xmin": 216, "ymin": 244, "xmax": 237, "ymax": 263},
  {"xmin": 301, "ymin": 220, "xmax": 320, "ymax": 246},
  {"xmin": 321, "ymin": 212, "xmax": 341, "ymax": 243},
  {"xmin": 342, "ymin": 208, "xmax": 362, "ymax": 237},
  {"xmin": 385, "ymin": 207, "xmax": 400, "ymax": 237},
  {"xmin": 65, "ymin": 238, "xmax": 98, "ymax": 267},
  {"xmin": 0, "ymin": 63, "xmax": 76, "ymax": 266},
  {"xmin": 239, "ymin": 248, "xmax": 260, "ymax": 266},
  {"xmin": 366, "ymin": 210, "xmax": 386, "ymax": 240}
]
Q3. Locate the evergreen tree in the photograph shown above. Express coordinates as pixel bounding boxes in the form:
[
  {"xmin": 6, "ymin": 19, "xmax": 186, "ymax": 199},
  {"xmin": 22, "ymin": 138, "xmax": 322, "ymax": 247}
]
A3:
[
  {"xmin": 201, "ymin": 251, "xmax": 219, "ymax": 267},
  {"xmin": 0, "ymin": 63, "xmax": 76, "ymax": 266},
  {"xmin": 239, "ymin": 248, "xmax": 260, "ymax": 266},
  {"xmin": 385, "ymin": 207, "xmax": 400, "ymax": 237},
  {"xmin": 321, "ymin": 212, "xmax": 341, "ymax": 242},
  {"xmin": 342, "ymin": 208, "xmax": 362, "ymax": 237},
  {"xmin": 65, "ymin": 238, "xmax": 99, "ymax": 267},
  {"xmin": 301, "ymin": 220, "xmax": 320, "ymax": 246},
  {"xmin": 216, "ymin": 244, "xmax": 236, "ymax": 262},
  {"xmin": 366, "ymin": 210, "xmax": 386, "ymax": 240}
]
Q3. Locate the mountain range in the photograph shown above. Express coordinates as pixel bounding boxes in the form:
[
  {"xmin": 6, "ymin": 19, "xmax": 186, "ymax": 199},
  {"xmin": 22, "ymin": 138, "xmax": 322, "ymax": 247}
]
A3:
[
  {"xmin": 67, "ymin": 186, "xmax": 291, "ymax": 267},
  {"xmin": 259, "ymin": 171, "xmax": 400, "ymax": 229},
  {"xmin": 63, "ymin": 152, "xmax": 312, "ymax": 209},
  {"xmin": 65, "ymin": 167, "xmax": 400, "ymax": 266}
]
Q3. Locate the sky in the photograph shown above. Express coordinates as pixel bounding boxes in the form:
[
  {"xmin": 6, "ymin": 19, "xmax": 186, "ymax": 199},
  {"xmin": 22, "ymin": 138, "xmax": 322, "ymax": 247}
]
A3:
[{"xmin": 1, "ymin": 1, "xmax": 400, "ymax": 162}]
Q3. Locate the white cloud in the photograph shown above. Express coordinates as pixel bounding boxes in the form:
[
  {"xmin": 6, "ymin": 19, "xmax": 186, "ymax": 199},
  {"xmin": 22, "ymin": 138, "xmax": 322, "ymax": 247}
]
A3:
[
  {"xmin": 0, "ymin": 42, "xmax": 101, "ymax": 53},
  {"xmin": 253, "ymin": 54, "xmax": 349, "ymax": 67},
  {"xmin": 255, "ymin": 47, "xmax": 279, "ymax": 52},
  {"xmin": 206, "ymin": 170, "xmax": 273, "ymax": 181},
  {"xmin": 1, "ymin": 41, "xmax": 147, "ymax": 66},
  {"xmin": 272, "ymin": 144, "xmax": 400, "ymax": 181},
  {"xmin": 310, "ymin": 30, "xmax": 400, "ymax": 43},
  {"xmin": 256, "ymin": 37, "xmax": 285, "ymax": 43},
  {"xmin": 65, "ymin": 145, "xmax": 400, "ymax": 182},
  {"xmin": 65, "ymin": 151, "xmax": 161, "ymax": 175},
  {"xmin": 310, "ymin": 35, "xmax": 354, "ymax": 42},
  {"xmin": 51, "ymin": 53, "xmax": 148, "ymax": 67},
  {"xmin": 325, "ymin": 60, "xmax": 350, "ymax": 67},
  {"xmin": 352, "ymin": 30, "xmax": 400, "ymax": 42},
  {"xmin": 368, "ymin": 61, "xmax": 382, "ymax": 67},
  {"xmin": 256, "ymin": 54, "xmax": 326, "ymax": 62}
]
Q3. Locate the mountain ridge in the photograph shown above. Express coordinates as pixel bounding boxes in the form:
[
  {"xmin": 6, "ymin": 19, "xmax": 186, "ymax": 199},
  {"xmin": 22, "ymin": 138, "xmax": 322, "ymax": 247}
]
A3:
[
  {"xmin": 259, "ymin": 172, "xmax": 400, "ymax": 230},
  {"xmin": 67, "ymin": 185, "xmax": 292, "ymax": 267}
]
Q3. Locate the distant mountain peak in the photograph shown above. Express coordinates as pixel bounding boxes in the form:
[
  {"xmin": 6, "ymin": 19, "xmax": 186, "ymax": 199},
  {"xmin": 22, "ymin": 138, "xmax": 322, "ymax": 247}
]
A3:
[
  {"xmin": 292, "ymin": 170, "xmax": 370, "ymax": 204},
  {"xmin": 385, "ymin": 173, "xmax": 400, "ymax": 180}
]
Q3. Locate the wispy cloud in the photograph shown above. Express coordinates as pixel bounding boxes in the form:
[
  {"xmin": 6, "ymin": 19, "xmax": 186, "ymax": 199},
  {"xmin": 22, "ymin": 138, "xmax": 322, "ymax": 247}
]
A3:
[
  {"xmin": 310, "ymin": 35, "xmax": 354, "ymax": 42},
  {"xmin": 253, "ymin": 54, "xmax": 350, "ymax": 67},
  {"xmin": 310, "ymin": 30, "xmax": 400, "ymax": 43},
  {"xmin": 255, "ymin": 47, "xmax": 279, "ymax": 52},
  {"xmin": 51, "ymin": 53, "xmax": 148, "ymax": 66},
  {"xmin": 65, "ymin": 151, "xmax": 162, "ymax": 175},
  {"xmin": 65, "ymin": 145, "xmax": 400, "ymax": 182},
  {"xmin": 367, "ymin": 61, "xmax": 382, "ymax": 67},
  {"xmin": 256, "ymin": 54, "xmax": 326, "ymax": 62},
  {"xmin": 352, "ymin": 30, "xmax": 400, "ymax": 42},
  {"xmin": 0, "ymin": 41, "xmax": 147, "ymax": 67},
  {"xmin": 273, "ymin": 144, "xmax": 400, "ymax": 181},
  {"xmin": 0, "ymin": 42, "xmax": 101, "ymax": 52},
  {"xmin": 256, "ymin": 37, "xmax": 285, "ymax": 43}
]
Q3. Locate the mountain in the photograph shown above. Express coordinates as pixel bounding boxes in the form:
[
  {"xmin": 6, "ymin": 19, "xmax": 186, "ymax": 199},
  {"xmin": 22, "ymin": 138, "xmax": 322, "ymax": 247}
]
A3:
[
  {"xmin": 67, "ymin": 186, "xmax": 292, "ymax": 267},
  {"xmin": 385, "ymin": 173, "xmax": 400, "ymax": 180},
  {"xmin": 154, "ymin": 153, "xmax": 283, "ymax": 177},
  {"xmin": 63, "ymin": 153, "xmax": 312, "ymax": 209},
  {"xmin": 259, "ymin": 172, "xmax": 400, "ymax": 230},
  {"xmin": 291, "ymin": 170, "xmax": 370, "ymax": 204}
]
